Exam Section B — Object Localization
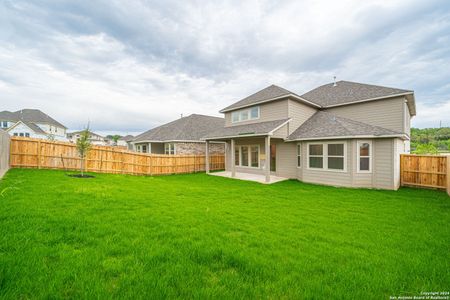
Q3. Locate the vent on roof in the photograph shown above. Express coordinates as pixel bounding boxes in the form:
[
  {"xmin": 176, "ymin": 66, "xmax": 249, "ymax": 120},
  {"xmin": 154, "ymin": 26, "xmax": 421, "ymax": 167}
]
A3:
[{"xmin": 333, "ymin": 76, "xmax": 337, "ymax": 87}]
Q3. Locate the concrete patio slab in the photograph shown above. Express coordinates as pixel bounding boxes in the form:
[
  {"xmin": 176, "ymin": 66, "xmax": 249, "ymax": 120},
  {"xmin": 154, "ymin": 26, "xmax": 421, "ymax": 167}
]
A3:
[{"xmin": 209, "ymin": 171, "xmax": 288, "ymax": 184}]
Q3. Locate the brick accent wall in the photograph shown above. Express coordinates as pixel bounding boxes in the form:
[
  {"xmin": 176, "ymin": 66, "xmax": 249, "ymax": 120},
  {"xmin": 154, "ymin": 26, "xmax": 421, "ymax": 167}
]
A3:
[{"xmin": 175, "ymin": 142, "xmax": 225, "ymax": 155}]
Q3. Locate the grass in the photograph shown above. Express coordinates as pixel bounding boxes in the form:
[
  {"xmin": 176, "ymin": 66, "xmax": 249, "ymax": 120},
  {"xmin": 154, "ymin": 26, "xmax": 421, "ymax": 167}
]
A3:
[{"xmin": 0, "ymin": 169, "xmax": 448, "ymax": 299}]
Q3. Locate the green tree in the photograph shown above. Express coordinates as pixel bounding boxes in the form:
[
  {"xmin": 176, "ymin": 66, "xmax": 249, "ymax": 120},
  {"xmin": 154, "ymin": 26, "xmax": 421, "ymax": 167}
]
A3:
[
  {"xmin": 76, "ymin": 126, "xmax": 92, "ymax": 177},
  {"xmin": 412, "ymin": 144, "xmax": 438, "ymax": 155}
]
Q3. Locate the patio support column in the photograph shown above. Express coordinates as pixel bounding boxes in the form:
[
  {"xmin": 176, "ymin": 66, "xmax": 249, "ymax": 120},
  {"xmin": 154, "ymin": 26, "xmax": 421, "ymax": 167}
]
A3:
[
  {"xmin": 265, "ymin": 135, "xmax": 270, "ymax": 183},
  {"xmin": 231, "ymin": 139, "xmax": 236, "ymax": 177},
  {"xmin": 205, "ymin": 140, "xmax": 210, "ymax": 173}
]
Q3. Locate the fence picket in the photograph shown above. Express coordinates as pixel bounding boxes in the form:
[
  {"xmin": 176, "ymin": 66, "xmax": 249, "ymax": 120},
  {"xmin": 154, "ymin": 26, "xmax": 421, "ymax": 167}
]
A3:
[
  {"xmin": 9, "ymin": 137, "xmax": 225, "ymax": 176},
  {"xmin": 400, "ymin": 154, "xmax": 448, "ymax": 191}
]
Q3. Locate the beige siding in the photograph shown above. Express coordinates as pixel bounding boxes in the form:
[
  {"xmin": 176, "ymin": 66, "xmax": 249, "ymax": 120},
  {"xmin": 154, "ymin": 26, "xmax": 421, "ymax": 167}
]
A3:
[
  {"xmin": 373, "ymin": 139, "xmax": 395, "ymax": 189},
  {"xmin": 326, "ymin": 97, "xmax": 406, "ymax": 133},
  {"xmin": 351, "ymin": 140, "xmax": 373, "ymax": 188},
  {"xmin": 404, "ymin": 102, "xmax": 411, "ymax": 136},
  {"xmin": 224, "ymin": 100, "xmax": 289, "ymax": 127},
  {"xmin": 272, "ymin": 123, "xmax": 289, "ymax": 138},
  {"xmin": 287, "ymin": 100, "xmax": 318, "ymax": 134},
  {"xmin": 274, "ymin": 141, "xmax": 297, "ymax": 178},
  {"xmin": 298, "ymin": 140, "xmax": 353, "ymax": 187}
]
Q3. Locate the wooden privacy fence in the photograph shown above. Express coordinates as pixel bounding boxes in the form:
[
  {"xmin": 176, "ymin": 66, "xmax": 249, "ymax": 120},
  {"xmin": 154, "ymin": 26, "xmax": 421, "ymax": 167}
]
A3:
[
  {"xmin": 401, "ymin": 154, "xmax": 450, "ymax": 195},
  {"xmin": 10, "ymin": 137, "xmax": 225, "ymax": 175}
]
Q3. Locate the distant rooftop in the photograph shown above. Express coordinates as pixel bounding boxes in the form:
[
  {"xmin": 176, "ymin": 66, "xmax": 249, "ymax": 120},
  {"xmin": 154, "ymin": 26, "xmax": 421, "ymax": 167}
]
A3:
[
  {"xmin": 0, "ymin": 109, "xmax": 67, "ymax": 128},
  {"xmin": 133, "ymin": 114, "xmax": 225, "ymax": 142}
]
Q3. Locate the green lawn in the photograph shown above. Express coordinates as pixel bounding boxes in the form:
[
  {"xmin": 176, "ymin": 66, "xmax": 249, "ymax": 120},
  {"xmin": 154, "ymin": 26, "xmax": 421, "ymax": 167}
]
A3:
[{"xmin": 0, "ymin": 169, "xmax": 448, "ymax": 299}]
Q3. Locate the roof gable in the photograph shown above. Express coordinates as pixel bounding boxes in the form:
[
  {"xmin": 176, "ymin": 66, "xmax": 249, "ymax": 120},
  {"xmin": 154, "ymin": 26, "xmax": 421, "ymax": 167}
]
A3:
[
  {"xmin": 133, "ymin": 114, "xmax": 225, "ymax": 142},
  {"xmin": 220, "ymin": 85, "xmax": 309, "ymax": 113},
  {"xmin": 6, "ymin": 120, "xmax": 47, "ymax": 135}
]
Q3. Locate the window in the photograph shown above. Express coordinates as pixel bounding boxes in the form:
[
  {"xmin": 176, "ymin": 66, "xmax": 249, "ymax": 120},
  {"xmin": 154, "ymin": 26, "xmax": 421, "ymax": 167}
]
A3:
[
  {"xmin": 327, "ymin": 144, "xmax": 344, "ymax": 170},
  {"xmin": 235, "ymin": 145, "xmax": 259, "ymax": 168},
  {"xmin": 308, "ymin": 144, "xmax": 323, "ymax": 169},
  {"xmin": 164, "ymin": 143, "xmax": 175, "ymax": 155},
  {"xmin": 142, "ymin": 145, "xmax": 147, "ymax": 153},
  {"xmin": 231, "ymin": 106, "xmax": 260, "ymax": 123},
  {"xmin": 307, "ymin": 142, "xmax": 347, "ymax": 171},
  {"xmin": 1, "ymin": 121, "xmax": 7, "ymax": 128},
  {"xmin": 357, "ymin": 141, "xmax": 372, "ymax": 173},
  {"xmin": 241, "ymin": 146, "xmax": 249, "ymax": 166},
  {"xmin": 19, "ymin": 133, "xmax": 24, "ymax": 137},
  {"xmin": 25, "ymin": 133, "xmax": 30, "ymax": 137},
  {"xmin": 297, "ymin": 144, "xmax": 301, "ymax": 167},
  {"xmin": 13, "ymin": 133, "xmax": 18, "ymax": 136},
  {"xmin": 250, "ymin": 146, "xmax": 259, "ymax": 167}
]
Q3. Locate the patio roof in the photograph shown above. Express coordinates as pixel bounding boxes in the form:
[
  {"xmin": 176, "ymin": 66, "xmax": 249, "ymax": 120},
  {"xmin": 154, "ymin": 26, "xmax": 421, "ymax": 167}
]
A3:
[{"xmin": 203, "ymin": 118, "xmax": 290, "ymax": 140}]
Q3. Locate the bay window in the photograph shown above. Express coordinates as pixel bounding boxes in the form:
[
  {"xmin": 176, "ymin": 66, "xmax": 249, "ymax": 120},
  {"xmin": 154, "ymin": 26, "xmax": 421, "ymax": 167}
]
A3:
[
  {"xmin": 231, "ymin": 106, "xmax": 260, "ymax": 123},
  {"xmin": 307, "ymin": 142, "xmax": 347, "ymax": 171},
  {"xmin": 308, "ymin": 144, "xmax": 324, "ymax": 169},
  {"xmin": 357, "ymin": 141, "xmax": 372, "ymax": 173},
  {"xmin": 235, "ymin": 145, "xmax": 259, "ymax": 168},
  {"xmin": 327, "ymin": 144, "xmax": 344, "ymax": 170},
  {"xmin": 164, "ymin": 143, "xmax": 175, "ymax": 155}
]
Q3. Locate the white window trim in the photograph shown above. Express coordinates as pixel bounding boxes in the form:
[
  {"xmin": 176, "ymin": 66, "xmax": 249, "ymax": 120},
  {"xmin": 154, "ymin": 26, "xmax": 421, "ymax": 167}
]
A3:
[
  {"xmin": 307, "ymin": 142, "xmax": 347, "ymax": 172},
  {"xmin": 164, "ymin": 143, "xmax": 176, "ymax": 155},
  {"xmin": 234, "ymin": 144, "xmax": 260, "ymax": 168},
  {"xmin": 297, "ymin": 143, "xmax": 302, "ymax": 168},
  {"xmin": 357, "ymin": 140, "xmax": 372, "ymax": 173},
  {"xmin": 231, "ymin": 106, "xmax": 260, "ymax": 123}
]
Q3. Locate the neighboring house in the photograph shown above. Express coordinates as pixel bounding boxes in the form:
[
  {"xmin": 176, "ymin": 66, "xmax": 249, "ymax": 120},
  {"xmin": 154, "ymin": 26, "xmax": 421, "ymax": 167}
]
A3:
[
  {"xmin": 117, "ymin": 135, "xmax": 134, "ymax": 148},
  {"xmin": 0, "ymin": 109, "xmax": 68, "ymax": 141},
  {"xmin": 67, "ymin": 130, "xmax": 108, "ymax": 146},
  {"xmin": 132, "ymin": 114, "xmax": 225, "ymax": 155},
  {"xmin": 204, "ymin": 80, "xmax": 415, "ymax": 190}
]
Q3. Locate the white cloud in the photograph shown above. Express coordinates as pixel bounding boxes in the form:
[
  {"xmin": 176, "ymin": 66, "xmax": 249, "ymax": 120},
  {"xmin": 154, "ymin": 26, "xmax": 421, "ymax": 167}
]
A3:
[{"xmin": 0, "ymin": 0, "xmax": 449, "ymax": 135}]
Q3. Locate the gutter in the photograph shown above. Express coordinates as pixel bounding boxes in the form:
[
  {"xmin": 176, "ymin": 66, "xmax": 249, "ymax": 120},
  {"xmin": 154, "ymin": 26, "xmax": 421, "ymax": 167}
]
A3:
[{"xmin": 285, "ymin": 134, "xmax": 409, "ymax": 142}]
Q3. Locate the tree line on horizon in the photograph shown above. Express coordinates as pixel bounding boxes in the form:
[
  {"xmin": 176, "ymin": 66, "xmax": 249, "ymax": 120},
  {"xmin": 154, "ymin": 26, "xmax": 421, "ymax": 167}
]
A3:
[{"xmin": 411, "ymin": 127, "xmax": 450, "ymax": 154}]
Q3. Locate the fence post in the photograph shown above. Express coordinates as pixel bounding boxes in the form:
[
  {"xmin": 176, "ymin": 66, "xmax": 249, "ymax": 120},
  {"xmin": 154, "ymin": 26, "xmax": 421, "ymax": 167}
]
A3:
[
  {"xmin": 447, "ymin": 156, "xmax": 450, "ymax": 197},
  {"xmin": 37, "ymin": 140, "xmax": 41, "ymax": 169}
]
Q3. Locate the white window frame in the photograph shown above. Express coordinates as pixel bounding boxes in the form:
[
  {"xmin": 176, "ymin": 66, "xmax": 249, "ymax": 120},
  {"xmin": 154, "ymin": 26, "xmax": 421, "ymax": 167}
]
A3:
[
  {"xmin": 231, "ymin": 106, "xmax": 260, "ymax": 123},
  {"xmin": 297, "ymin": 143, "xmax": 301, "ymax": 168},
  {"xmin": 357, "ymin": 140, "xmax": 372, "ymax": 173},
  {"xmin": 164, "ymin": 143, "xmax": 176, "ymax": 155},
  {"xmin": 1, "ymin": 121, "xmax": 7, "ymax": 128},
  {"xmin": 307, "ymin": 142, "xmax": 347, "ymax": 172},
  {"xmin": 234, "ymin": 144, "xmax": 260, "ymax": 168}
]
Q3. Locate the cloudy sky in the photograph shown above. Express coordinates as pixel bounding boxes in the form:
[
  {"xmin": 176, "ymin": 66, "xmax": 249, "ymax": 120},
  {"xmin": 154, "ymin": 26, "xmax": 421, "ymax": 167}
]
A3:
[{"xmin": 1, "ymin": 0, "xmax": 449, "ymax": 135}]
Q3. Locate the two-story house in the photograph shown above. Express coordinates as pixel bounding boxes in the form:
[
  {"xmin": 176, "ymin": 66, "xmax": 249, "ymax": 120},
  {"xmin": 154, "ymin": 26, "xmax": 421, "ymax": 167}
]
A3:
[
  {"xmin": 204, "ymin": 81, "xmax": 415, "ymax": 190},
  {"xmin": 67, "ymin": 130, "xmax": 110, "ymax": 146},
  {"xmin": 0, "ymin": 109, "xmax": 68, "ymax": 141}
]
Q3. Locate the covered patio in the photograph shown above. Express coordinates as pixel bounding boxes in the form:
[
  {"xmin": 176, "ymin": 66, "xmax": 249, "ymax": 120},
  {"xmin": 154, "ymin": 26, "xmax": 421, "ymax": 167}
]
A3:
[
  {"xmin": 203, "ymin": 118, "xmax": 291, "ymax": 183},
  {"xmin": 209, "ymin": 171, "xmax": 288, "ymax": 184}
]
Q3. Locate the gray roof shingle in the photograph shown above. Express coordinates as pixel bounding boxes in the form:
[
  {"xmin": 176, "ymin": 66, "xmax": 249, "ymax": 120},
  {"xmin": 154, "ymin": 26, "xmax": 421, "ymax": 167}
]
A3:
[
  {"xmin": 300, "ymin": 80, "xmax": 413, "ymax": 107},
  {"xmin": 203, "ymin": 118, "xmax": 290, "ymax": 139},
  {"xmin": 0, "ymin": 109, "xmax": 67, "ymax": 128},
  {"xmin": 287, "ymin": 111, "xmax": 403, "ymax": 141},
  {"xmin": 119, "ymin": 135, "xmax": 134, "ymax": 142},
  {"xmin": 220, "ymin": 85, "xmax": 303, "ymax": 112},
  {"xmin": 22, "ymin": 121, "xmax": 47, "ymax": 134},
  {"xmin": 133, "ymin": 114, "xmax": 224, "ymax": 142}
]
